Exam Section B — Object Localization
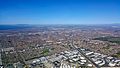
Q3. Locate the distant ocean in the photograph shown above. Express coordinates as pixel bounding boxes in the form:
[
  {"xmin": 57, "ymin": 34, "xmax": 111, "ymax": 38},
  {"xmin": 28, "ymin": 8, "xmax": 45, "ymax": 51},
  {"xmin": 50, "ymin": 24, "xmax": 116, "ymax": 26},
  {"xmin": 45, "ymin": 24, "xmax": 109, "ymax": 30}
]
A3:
[
  {"xmin": 0, "ymin": 25, "xmax": 31, "ymax": 30},
  {"xmin": 0, "ymin": 24, "xmax": 120, "ymax": 30}
]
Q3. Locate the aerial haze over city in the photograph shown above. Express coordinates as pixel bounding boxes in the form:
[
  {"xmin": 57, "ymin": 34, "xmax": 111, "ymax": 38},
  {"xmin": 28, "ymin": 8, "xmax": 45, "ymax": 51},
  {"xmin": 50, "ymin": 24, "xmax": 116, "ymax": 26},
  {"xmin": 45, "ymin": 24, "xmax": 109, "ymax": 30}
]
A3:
[{"xmin": 0, "ymin": 0, "xmax": 120, "ymax": 68}]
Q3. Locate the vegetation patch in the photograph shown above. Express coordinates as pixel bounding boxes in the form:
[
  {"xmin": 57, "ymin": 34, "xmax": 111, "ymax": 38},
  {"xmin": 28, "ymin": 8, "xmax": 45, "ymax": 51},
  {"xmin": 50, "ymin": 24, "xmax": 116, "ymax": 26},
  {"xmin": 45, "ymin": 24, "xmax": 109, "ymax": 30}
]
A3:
[
  {"xmin": 41, "ymin": 48, "xmax": 49, "ymax": 56},
  {"xmin": 111, "ymin": 51, "xmax": 120, "ymax": 58},
  {"xmin": 93, "ymin": 36, "xmax": 120, "ymax": 44}
]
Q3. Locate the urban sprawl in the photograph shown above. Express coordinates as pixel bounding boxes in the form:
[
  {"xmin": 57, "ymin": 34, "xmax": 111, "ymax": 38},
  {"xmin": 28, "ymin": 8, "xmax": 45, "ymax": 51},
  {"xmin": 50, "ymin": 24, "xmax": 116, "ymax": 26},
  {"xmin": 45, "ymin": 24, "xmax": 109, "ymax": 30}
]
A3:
[{"xmin": 0, "ymin": 24, "xmax": 120, "ymax": 68}]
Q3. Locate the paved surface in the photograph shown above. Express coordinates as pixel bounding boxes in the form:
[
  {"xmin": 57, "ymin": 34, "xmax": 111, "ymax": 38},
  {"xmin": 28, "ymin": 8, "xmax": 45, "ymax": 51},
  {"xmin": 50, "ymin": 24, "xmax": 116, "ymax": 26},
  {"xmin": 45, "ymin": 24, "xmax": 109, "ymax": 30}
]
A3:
[
  {"xmin": 0, "ymin": 53, "xmax": 2, "ymax": 65},
  {"xmin": 76, "ymin": 48, "xmax": 100, "ymax": 68},
  {"xmin": 71, "ymin": 44, "xmax": 100, "ymax": 68}
]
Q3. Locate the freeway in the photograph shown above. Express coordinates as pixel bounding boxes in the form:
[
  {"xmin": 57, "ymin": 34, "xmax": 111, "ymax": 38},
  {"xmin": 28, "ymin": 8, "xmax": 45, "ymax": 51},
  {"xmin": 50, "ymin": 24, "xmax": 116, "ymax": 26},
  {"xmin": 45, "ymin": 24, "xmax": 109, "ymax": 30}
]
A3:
[
  {"xmin": 0, "ymin": 53, "xmax": 2, "ymax": 65},
  {"xmin": 77, "ymin": 48, "xmax": 100, "ymax": 68},
  {"xmin": 71, "ymin": 44, "xmax": 100, "ymax": 68}
]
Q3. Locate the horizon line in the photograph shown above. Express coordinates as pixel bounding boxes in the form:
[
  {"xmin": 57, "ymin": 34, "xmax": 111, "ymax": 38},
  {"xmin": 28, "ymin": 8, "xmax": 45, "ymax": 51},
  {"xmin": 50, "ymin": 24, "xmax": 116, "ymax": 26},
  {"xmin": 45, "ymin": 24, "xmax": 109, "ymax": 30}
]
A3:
[{"xmin": 0, "ymin": 23, "xmax": 120, "ymax": 25}]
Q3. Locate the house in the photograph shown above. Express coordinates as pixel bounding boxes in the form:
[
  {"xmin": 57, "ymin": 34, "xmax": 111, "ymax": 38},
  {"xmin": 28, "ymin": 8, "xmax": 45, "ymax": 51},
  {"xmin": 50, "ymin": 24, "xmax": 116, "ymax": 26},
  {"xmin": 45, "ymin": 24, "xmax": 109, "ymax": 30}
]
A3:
[
  {"xmin": 39, "ymin": 57, "xmax": 48, "ymax": 63},
  {"xmin": 109, "ymin": 62, "xmax": 116, "ymax": 67}
]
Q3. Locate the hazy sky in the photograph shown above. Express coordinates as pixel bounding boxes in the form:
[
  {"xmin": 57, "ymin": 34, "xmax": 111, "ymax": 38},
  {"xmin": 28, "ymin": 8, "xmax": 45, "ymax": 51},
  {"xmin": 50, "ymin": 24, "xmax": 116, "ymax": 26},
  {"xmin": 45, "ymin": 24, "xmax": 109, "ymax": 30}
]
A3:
[{"xmin": 0, "ymin": 0, "xmax": 120, "ymax": 24}]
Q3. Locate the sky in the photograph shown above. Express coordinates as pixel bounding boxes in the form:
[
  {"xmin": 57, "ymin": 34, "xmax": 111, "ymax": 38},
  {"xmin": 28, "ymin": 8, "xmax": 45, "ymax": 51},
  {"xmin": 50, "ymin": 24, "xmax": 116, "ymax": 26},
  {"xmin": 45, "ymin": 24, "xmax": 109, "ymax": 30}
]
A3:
[{"xmin": 0, "ymin": 0, "xmax": 120, "ymax": 25}]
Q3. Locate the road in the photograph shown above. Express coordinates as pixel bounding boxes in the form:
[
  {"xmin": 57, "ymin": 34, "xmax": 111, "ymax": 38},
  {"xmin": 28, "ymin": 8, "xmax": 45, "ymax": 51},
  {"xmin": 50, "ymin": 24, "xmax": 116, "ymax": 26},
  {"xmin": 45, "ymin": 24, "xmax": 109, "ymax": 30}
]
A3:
[
  {"xmin": 71, "ymin": 44, "xmax": 100, "ymax": 68},
  {"xmin": 0, "ymin": 53, "xmax": 2, "ymax": 65},
  {"xmin": 76, "ymin": 48, "xmax": 100, "ymax": 68}
]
